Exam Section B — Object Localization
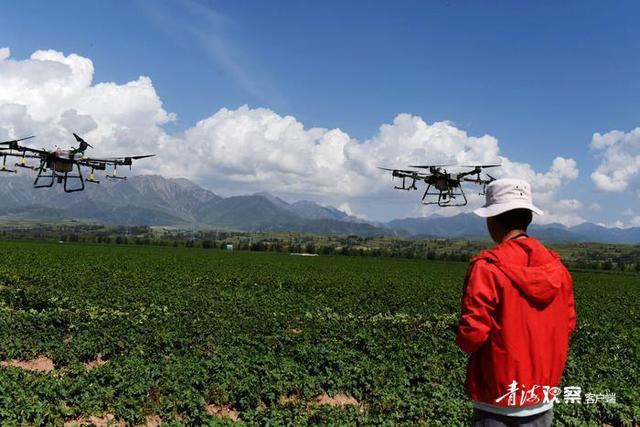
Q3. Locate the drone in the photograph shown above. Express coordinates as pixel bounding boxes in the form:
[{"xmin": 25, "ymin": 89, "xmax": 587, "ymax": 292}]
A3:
[
  {"xmin": 379, "ymin": 163, "xmax": 501, "ymax": 207},
  {"xmin": 0, "ymin": 134, "xmax": 155, "ymax": 193}
]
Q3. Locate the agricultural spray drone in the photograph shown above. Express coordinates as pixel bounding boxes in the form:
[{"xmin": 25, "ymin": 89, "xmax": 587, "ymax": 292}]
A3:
[
  {"xmin": 0, "ymin": 134, "xmax": 154, "ymax": 193},
  {"xmin": 379, "ymin": 164, "xmax": 501, "ymax": 207}
]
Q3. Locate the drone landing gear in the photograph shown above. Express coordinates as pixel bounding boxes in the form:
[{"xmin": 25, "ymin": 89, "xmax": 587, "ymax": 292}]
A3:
[
  {"xmin": 85, "ymin": 167, "xmax": 100, "ymax": 184},
  {"xmin": 0, "ymin": 154, "xmax": 16, "ymax": 173},
  {"xmin": 393, "ymin": 176, "xmax": 417, "ymax": 191},
  {"xmin": 105, "ymin": 175, "xmax": 127, "ymax": 181},
  {"xmin": 63, "ymin": 163, "xmax": 85, "ymax": 193},
  {"xmin": 421, "ymin": 183, "xmax": 468, "ymax": 207},
  {"xmin": 105, "ymin": 164, "xmax": 127, "ymax": 181},
  {"xmin": 33, "ymin": 160, "xmax": 54, "ymax": 188},
  {"xmin": 15, "ymin": 155, "xmax": 36, "ymax": 171},
  {"xmin": 33, "ymin": 161, "xmax": 85, "ymax": 192}
]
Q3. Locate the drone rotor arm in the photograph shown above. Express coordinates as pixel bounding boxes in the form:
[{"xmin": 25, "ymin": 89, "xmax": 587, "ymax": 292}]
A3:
[
  {"xmin": 80, "ymin": 154, "xmax": 156, "ymax": 165},
  {"xmin": 393, "ymin": 170, "xmax": 429, "ymax": 179},
  {"xmin": 461, "ymin": 177, "xmax": 493, "ymax": 184},
  {"xmin": 456, "ymin": 170, "xmax": 478, "ymax": 179},
  {"xmin": 0, "ymin": 149, "xmax": 40, "ymax": 157}
]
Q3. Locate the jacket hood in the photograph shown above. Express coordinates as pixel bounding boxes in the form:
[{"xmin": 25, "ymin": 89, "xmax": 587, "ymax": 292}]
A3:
[{"xmin": 473, "ymin": 237, "xmax": 565, "ymax": 305}]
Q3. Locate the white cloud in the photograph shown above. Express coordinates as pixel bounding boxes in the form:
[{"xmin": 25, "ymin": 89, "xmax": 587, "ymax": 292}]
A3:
[
  {"xmin": 591, "ymin": 130, "xmax": 626, "ymax": 150},
  {"xmin": 589, "ymin": 202, "xmax": 601, "ymax": 211},
  {"xmin": 181, "ymin": 106, "xmax": 370, "ymax": 196},
  {"xmin": 590, "ymin": 128, "xmax": 640, "ymax": 193},
  {"xmin": 337, "ymin": 203, "xmax": 354, "ymax": 216},
  {"xmin": 0, "ymin": 47, "xmax": 173, "ymax": 158},
  {"xmin": 0, "ymin": 47, "xmax": 583, "ymax": 225},
  {"xmin": 556, "ymin": 199, "xmax": 584, "ymax": 210},
  {"xmin": 337, "ymin": 202, "xmax": 368, "ymax": 220},
  {"xmin": 597, "ymin": 220, "xmax": 625, "ymax": 229},
  {"xmin": 530, "ymin": 198, "xmax": 585, "ymax": 227},
  {"xmin": 630, "ymin": 216, "xmax": 640, "ymax": 227},
  {"xmin": 182, "ymin": 109, "xmax": 577, "ymax": 194}
]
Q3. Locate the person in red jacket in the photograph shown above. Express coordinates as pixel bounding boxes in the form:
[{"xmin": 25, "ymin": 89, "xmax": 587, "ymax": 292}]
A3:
[{"xmin": 456, "ymin": 178, "xmax": 576, "ymax": 426}]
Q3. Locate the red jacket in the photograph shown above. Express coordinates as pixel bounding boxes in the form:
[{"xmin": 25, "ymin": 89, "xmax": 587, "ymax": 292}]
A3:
[{"xmin": 456, "ymin": 236, "xmax": 576, "ymax": 406}]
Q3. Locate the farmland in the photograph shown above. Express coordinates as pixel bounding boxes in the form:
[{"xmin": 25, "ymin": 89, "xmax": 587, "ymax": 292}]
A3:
[{"xmin": 0, "ymin": 241, "xmax": 638, "ymax": 426}]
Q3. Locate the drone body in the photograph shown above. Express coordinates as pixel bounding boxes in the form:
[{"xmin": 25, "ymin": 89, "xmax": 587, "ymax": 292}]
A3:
[
  {"xmin": 0, "ymin": 134, "xmax": 154, "ymax": 193},
  {"xmin": 380, "ymin": 164, "xmax": 500, "ymax": 207}
]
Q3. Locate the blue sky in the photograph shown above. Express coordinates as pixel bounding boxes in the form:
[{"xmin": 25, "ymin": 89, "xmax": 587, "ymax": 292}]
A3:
[{"xmin": 1, "ymin": 0, "xmax": 639, "ymax": 225}]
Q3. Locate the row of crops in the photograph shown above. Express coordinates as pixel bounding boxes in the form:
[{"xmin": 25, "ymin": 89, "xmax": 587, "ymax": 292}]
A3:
[{"xmin": 0, "ymin": 240, "xmax": 638, "ymax": 425}]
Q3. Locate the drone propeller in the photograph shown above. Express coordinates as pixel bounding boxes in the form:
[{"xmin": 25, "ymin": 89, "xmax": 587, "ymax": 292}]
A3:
[
  {"xmin": 0, "ymin": 135, "xmax": 35, "ymax": 145},
  {"xmin": 73, "ymin": 133, "xmax": 93, "ymax": 152},
  {"xmin": 408, "ymin": 164, "xmax": 454, "ymax": 169},
  {"xmin": 128, "ymin": 154, "xmax": 155, "ymax": 160},
  {"xmin": 459, "ymin": 164, "xmax": 502, "ymax": 169},
  {"xmin": 378, "ymin": 166, "xmax": 419, "ymax": 174},
  {"xmin": 122, "ymin": 154, "xmax": 155, "ymax": 166}
]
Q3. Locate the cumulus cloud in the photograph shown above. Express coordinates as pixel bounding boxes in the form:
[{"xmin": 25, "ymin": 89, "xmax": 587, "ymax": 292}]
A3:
[
  {"xmin": 181, "ymin": 106, "xmax": 365, "ymax": 195},
  {"xmin": 536, "ymin": 198, "xmax": 585, "ymax": 227},
  {"xmin": 0, "ymin": 47, "xmax": 582, "ymax": 224},
  {"xmin": 590, "ymin": 128, "xmax": 640, "ymax": 193},
  {"xmin": 180, "ymin": 108, "xmax": 581, "ymax": 224},
  {"xmin": 182, "ymin": 109, "xmax": 577, "ymax": 193},
  {"xmin": 0, "ymin": 47, "xmax": 174, "ymax": 157}
]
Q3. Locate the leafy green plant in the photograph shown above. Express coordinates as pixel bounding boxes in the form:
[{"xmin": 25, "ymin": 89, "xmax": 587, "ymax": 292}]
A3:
[{"xmin": 0, "ymin": 241, "xmax": 637, "ymax": 425}]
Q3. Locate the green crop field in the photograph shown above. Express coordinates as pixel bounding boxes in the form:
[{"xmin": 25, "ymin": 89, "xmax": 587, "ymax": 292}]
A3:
[{"xmin": 0, "ymin": 241, "xmax": 637, "ymax": 426}]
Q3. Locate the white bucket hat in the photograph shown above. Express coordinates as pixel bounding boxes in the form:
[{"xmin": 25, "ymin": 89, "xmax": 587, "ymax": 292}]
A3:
[{"xmin": 473, "ymin": 178, "xmax": 544, "ymax": 218}]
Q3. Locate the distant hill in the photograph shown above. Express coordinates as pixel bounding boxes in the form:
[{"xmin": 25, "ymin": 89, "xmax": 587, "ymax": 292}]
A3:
[
  {"xmin": 0, "ymin": 174, "xmax": 389, "ymax": 236},
  {"xmin": 1, "ymin": 174, "xmax": 638, "ymax": 243},
  {"xmin": 386, "ymin": 213, "xmax": 640, "ymax": 244},
  {"xmin": 387, "ymin": 214, "xmax": 488, "ymax": 239}
]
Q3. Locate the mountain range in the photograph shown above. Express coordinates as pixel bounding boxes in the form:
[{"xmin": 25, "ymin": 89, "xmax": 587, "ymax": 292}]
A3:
[{"xmin": 1, "ymin": 174, "xmax": 638, "ymax": 244}]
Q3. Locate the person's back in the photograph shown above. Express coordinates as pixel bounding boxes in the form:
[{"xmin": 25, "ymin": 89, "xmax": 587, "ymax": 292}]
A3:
[{"xmin": 456, "ymin": 178, "xmax": 576, "ymax": 426}]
